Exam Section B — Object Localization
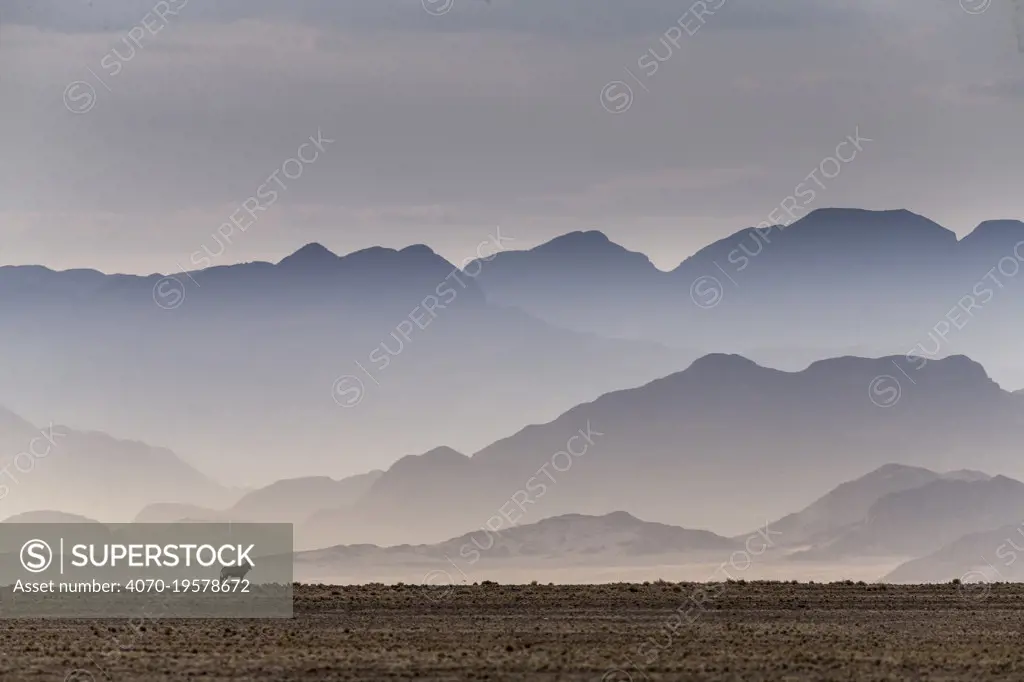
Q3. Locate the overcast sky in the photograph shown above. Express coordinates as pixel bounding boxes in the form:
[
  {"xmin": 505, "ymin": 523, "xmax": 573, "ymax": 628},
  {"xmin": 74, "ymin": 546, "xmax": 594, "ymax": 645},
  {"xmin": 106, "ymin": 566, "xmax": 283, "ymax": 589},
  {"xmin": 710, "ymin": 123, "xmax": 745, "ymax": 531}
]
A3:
[{"xmin": 1, "ymin": 0, "xmax": 1022, "ymax": 273}]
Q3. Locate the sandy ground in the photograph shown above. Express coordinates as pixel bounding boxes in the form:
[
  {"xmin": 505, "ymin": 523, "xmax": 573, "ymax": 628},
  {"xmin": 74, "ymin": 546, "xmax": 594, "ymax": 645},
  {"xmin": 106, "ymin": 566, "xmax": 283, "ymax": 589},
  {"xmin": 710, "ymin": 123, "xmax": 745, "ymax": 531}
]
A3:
[{"xmin": 3, "ymin": 581, "xmax": 1022, "ymax": 680}]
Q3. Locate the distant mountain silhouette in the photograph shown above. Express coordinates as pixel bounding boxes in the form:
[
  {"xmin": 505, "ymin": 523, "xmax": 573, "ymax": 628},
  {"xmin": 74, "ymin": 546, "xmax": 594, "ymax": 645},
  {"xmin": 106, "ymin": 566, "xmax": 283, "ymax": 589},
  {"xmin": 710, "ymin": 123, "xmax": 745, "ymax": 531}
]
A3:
[
  {"xmin": 464, "ymin": 230, "xmax": 668, "ymax": 340},
  {"xmin": 6, "ymin": 207, "xmax": 1024, "ymax": 498},
  {"xmin": 432, "ymin": 511, "xmax": 736, "ymax": 557},
  {"xmin": 790, "ymin": 476, "xmax": 1024, "ymax": 561},
  {"xmin": 2, "ymin": 511, "xmax": 100, "ymax": 524},
  {"xmin": 294, "ymin": 511, "xmax": 737, "ymax": 579},
  {"xmin": 469, "ymin": 208, "xmax": 1024, "ymax": 377},
  {"xmin": 135, "ymin": 470, "xmax": 383, "ymax": 526},
  {"xmin": 0, "ymin": 406, "xmax": 224, "ymax": 521},
  {"xmin": 943, "ymin": 469, "xmax": 993, "ymax": 482},
  {"xmin": 758, "ymin": 464, "xmax": 990, "ymax": 547},
  {"xmin": 276, "ymin": 242, "xmax": 345, "ymax": 270},
  {"xmin": 307, "ymin": 353, "xmax": 1024, "ymax": 545},
  {"xmin": 0, "ymin": 243, "xmax": 695, "ymax": 483},
  {"xmin": 883, "ymin": 521, "xmax": 1024, "ymax": 583},
  {"xmin": 230, "ymin": 470, "xmax": 383, "ymax": 523}
]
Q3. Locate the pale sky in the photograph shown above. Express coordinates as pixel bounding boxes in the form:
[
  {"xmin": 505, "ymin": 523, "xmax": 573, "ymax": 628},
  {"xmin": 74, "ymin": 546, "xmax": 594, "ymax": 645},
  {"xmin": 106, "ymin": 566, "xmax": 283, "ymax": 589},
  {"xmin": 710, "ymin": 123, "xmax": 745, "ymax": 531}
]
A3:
[{"xmin": 1, "ymin": 0, "xmax": 1022, "ymax": 273}]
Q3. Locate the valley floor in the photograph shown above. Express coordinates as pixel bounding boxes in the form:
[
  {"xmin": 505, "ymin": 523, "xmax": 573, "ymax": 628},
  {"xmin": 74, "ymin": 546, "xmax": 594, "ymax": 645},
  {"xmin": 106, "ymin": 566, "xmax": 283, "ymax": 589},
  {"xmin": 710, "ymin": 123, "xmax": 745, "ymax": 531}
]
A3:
[{"xmin": 6, "ymin": 582, "xmax": 1024, "ymax": 680}]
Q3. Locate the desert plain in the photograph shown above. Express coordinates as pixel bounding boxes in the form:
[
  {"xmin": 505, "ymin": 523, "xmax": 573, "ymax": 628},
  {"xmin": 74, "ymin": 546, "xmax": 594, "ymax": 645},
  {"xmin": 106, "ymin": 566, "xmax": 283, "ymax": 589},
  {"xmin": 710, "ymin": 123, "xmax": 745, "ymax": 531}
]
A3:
[{"xmin": 3, "ymin": 581, "xmax": 1023, "ymax": 681}]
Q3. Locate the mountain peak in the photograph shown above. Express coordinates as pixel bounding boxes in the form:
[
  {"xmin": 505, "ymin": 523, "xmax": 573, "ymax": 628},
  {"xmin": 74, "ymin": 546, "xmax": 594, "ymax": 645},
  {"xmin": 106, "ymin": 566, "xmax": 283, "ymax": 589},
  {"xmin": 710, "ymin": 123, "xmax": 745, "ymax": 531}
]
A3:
[
  {"xmin": 942, "ymin": 468, "xmax": 992, "ymax": 482},
  {"xmin": 794, "ymin": 208, "xmax": 955, "ymax": 239},
  {"xmin": 963, "ymin": 219, "xmax": 1024, "ymax": 242},
  {"xmin": 278, "ymin": 242, "xmax": 338, "ymax": 267},
  {"xmin": 531, "ymin": 231, "xmax": 654, "ymax": 266},
  {"xmin": 388, "ymin": 447, "xmax": 469, "ymax": 476},
  {"xmin": 630, "ymin": 354, "xmax": 773, "ymax": 396},
  {"xmin": 798, "ymin": 354, "xmax": 999, "ymax": 396},
  {"xmin": 685, "ymin": 353, "xmax": 765, "ymax": 373},
  {"xmin": 420, "ymin": 445, "xmax": 467, "ymax": 460},
  {"xmin": 917, "ymin": 354, "xmax": 995, "ymax": 383},
  {"xmin": 871, "ymin": 463, "xmax": 935, "ymax": 477},
  {"xmin": 600, "ymin": 510, "xmax": 644, "ymax": 526},
  {"xmin": 674, "ymin": 208, "xmax": 956, "ymax": 275},
  {"xmin": 541, "ymin": 230, "xmax": 613, "ymax": 249},
  {"xmin": 803, "ymin": 207, "xmax": 917, "ymax": 222},
  {"xmin": 399, "ymin": 244, "xmax": 438, "ymax": 257},
  {"xmin": 808, "ymin": 207, "xmax": 915, "ymax": 218}
]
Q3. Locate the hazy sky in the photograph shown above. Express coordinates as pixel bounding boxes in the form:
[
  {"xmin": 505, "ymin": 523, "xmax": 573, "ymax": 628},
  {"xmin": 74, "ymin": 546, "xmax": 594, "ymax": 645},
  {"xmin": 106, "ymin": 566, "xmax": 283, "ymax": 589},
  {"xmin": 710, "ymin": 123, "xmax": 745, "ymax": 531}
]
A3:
[{"xmin": 1, "ymin": 0, "xmax": 1022, "ymax": 273}]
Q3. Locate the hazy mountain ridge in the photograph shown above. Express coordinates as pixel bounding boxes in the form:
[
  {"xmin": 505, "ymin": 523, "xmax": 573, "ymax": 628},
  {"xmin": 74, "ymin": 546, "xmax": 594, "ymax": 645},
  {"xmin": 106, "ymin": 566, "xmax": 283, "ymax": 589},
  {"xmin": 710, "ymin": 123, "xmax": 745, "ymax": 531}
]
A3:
[
  {"xmin": 17, "ymin": 460, "xmax": 1024, "ymax": 585},
  {"xmin": 791, "ymin": 475, "xmax": 1024, "ymax": 562},
  {"xmin": 0, "ymin": 242, "xmax": 480, "ymax": 313},
  {"xmin": 135, "ymin": 470, "xmax": 384, "ymax": 526},
  {"xmin": 5, "ymin": 208, "xmax": 1024, "ymax": 489},
  {"xmin": 2, "ymin": 511, "xmax": 100, "ymax": 524},
  {"xmin": 0, "ymin": 406, "xmax": 225, "ymax": 521},
  {"xmin": 293, "ymin": 511, "xmax": 739, "ymax": 579},
  {"xmin": 304, "ymin": 352, "xmax": 1024, "ymax": 546},
  {"xmin": 884, "ymin": 521, "xmax": 1024, "ymax": 583},
  {"xmin": 431, "ymin": 511, "xmax": 738, "ymax": 557},
  {"xmin": 5, "ymin": 211, "xmax": 1024, "ymax": 555},
  {"xmin": 0, "ymin": 243, "xmax": 697, "ymax": 484},
  {"xmin": 8, "ymin": 348, "xmax": 1022, "ymax": 564},
  {"xmin": 469, "ymin": 209, "xmax": 1024, "ymax": 374},
  {"xmin": 758, "ymin": 463, "xmax": 988, "ymax": 547}
]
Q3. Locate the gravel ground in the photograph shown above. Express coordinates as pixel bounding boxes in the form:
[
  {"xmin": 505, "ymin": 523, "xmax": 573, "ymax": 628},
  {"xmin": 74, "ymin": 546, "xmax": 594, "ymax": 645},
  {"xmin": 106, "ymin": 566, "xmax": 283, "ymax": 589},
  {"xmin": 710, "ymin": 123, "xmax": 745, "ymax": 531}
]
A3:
[{"xmin": 2, "ymin": 581, "xmax": 1022, "ymax": 681}]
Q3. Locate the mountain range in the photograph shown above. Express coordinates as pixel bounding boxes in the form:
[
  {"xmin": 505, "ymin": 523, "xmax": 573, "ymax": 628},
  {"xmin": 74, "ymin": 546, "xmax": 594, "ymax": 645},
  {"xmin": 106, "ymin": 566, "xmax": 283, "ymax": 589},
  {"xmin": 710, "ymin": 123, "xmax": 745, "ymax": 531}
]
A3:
[
  {"xmin": 883, "ymin": 522, "xmax": 1024, "ymax": 584},
  {"xmin": 305, "ymin": 351, "xmax": 1024, "ymax": 545},
  {"xmin": 134, "ymin": 470, "xmax": 383, "ymax": 528},
  {"xmin": 468, "ymin": 209, "xmax": 1024, "ymax": 368},
  {"xmin": 12, "ymin": 454, "xmax": 1024, "ymax": 585},
  {"xmin": 5, "ymin": 206, "xmax": 1024, "ymax": 585},
  {"xmin": 294, "ymin": 511, "xmax": 741, "ymax": 582},
  {"xmin": 9, "ymin": 348, "xmax": 1023, "ymax": 543},
  {"xmin": 3, "ymin": 208, "xmax": 1024, "ymax": 487},
  {"xmin": 759, "ymin": 463, "xmax": 992, "ymax": 548},
  {"xmin": 789, "ymin": 476, "xmax": 1024, "ymax": 562},
  {"xmin": 252, "ymin": 464, "xmax": 1024, "ymax": 585},
  {"xmin": 0, "ymin": 240, "xmax": 695, "ymax": 485}
]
